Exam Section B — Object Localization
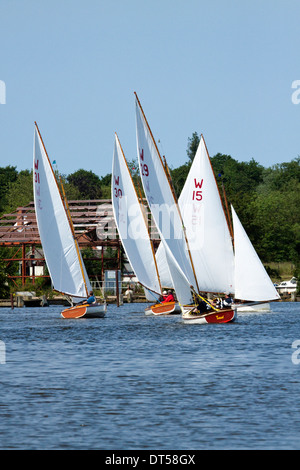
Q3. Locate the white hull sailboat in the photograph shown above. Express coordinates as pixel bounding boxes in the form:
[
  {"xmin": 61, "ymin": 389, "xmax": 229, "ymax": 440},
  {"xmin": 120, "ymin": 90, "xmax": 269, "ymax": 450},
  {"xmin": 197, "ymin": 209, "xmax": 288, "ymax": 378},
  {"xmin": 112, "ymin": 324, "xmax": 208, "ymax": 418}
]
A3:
[
  {"xmin": 112, "ymin": 133, "xmax": 180, "ymax": 315},
  {"xmin": 179, "ymin": 306, "xmax": 235, "ymax": 324},
  {"xmin": 33, "ymin": 123, "xmax": 106, "ymax": 319},
  {"xmin": 135, "ymin": 93, "xmax": 279, "ymax": 323}
]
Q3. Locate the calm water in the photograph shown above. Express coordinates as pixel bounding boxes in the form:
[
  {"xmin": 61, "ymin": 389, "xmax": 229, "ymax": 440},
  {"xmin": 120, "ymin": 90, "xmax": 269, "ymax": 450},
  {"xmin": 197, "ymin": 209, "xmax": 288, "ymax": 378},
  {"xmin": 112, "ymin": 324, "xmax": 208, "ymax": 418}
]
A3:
[{"xmin": 0, "ymin": 301, "xmax": 299, "ymax": 450}]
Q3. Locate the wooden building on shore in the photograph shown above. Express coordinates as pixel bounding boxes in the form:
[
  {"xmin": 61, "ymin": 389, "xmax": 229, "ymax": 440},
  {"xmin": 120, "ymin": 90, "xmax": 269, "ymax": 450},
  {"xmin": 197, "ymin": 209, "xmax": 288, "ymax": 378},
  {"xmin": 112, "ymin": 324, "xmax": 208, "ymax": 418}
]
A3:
[{"xmin": 0, "ymin": 199, "xmax": 159, "ymax": 293}]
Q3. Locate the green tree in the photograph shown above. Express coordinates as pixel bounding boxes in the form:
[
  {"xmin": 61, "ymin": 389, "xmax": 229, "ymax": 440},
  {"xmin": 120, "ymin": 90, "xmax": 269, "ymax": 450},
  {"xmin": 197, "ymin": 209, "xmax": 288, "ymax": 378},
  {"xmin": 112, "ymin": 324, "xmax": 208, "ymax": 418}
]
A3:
[
  {"xmin": 0, "ymin": 259, "xmax": 10, "ymax": 297},
  {"xmin": 0, "ymin": 165, "xmax": 18, "ymax": 214},
  {"xmin": 99, "ymin": 173, "xmax": 112, "ymax": 199},
  {"xmin": 186, "ymin": 132, "xmax": 200, "ymax": 162},
  {"xmin": 211, "ymin": 154, "xmax": 264, "ymax": 202},
  {"xmin": 170, "ymin": 162, "xmax": 191, "ymax": 198},
  {"xmin": 57, "ymin": 173, "xmax": 81, "ymax": 200},
  {"xmin": 4, "ymin": 170, "xmax": 33, "ymax": 213},
  {"xmin": 261, "ymin": 157, "xmax": 300, "ymax": 191},
  {"xmin": 100, "ymin": 173, "xmax": 112, "ymax": 187},
  {"xmin": 250, "ymin": 185, "xmax": 300, "ymax": 262},
  {"xmin": 67, "ymin": 169, "xmax": 102, "ymax": 199}
]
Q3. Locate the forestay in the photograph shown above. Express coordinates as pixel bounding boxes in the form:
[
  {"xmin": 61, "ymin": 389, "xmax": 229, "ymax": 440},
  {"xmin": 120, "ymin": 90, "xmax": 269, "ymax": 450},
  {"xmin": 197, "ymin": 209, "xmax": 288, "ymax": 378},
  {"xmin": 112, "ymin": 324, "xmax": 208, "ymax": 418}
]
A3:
[{"xmin": 33, "ymin": 125, "xmax": 91, "ymax": 299}]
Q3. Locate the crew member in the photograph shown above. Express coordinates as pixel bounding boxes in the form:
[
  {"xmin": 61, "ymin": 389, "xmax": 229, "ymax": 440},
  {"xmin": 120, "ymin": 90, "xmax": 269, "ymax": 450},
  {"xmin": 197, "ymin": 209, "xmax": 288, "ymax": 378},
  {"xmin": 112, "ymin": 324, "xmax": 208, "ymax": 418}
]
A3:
[
  {"xmin": 223, "ymin": 293, "xmax": 233, "ymax": 307},
  {"xmin": 87, "ymin": 291, "xmax": 96, "ymax": 305},
  {"xmin": 162, "ymin": 290, "xmax": 175, "ymax": 303}
]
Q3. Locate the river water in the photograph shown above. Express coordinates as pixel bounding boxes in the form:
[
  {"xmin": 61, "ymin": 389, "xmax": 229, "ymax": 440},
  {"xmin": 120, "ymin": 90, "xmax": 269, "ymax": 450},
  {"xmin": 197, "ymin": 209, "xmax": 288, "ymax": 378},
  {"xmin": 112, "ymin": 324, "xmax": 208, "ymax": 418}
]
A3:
[{"xmin": 0, "ymin": 301, "xmax": 299, "ymax": 450}]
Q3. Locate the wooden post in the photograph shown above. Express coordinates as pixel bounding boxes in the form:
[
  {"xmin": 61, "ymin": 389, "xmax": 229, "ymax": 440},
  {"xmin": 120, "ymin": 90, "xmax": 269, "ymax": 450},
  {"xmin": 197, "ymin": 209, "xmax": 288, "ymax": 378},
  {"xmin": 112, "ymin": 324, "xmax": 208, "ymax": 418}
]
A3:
[
  {"xmin": 22, "ymin": 244, "xmax": 26, "ymax": 286},
  {"xmin": 31, "ymin": 245, "xmax": 35, "ymax": 285},
  {"xmin": 116, "ymin": 269, "xmax": 119, "ymax": 307}
]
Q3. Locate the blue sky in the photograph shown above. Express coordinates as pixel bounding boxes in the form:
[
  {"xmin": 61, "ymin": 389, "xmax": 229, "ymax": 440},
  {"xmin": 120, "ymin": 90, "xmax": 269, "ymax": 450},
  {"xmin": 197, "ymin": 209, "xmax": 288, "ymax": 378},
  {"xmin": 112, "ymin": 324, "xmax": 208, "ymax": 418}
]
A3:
[{"xmin": 1, "ymin": 0, "xmax": 300, "ymax": 179}]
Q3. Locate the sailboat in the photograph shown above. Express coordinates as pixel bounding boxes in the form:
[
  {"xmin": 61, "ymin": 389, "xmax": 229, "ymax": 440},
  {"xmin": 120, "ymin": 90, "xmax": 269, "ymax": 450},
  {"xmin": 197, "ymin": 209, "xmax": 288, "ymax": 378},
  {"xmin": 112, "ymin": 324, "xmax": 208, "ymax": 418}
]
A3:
[
  {"xmin": 135, "ymin": 93, "xmax": 279, "ymax": 324},
  {"xmin": 111, "ymin": 132, "xmax": 181, "ymax": 315},
  {"xmin": 33, "ymin": 122, "xmax": 106, "ymax": 319}
]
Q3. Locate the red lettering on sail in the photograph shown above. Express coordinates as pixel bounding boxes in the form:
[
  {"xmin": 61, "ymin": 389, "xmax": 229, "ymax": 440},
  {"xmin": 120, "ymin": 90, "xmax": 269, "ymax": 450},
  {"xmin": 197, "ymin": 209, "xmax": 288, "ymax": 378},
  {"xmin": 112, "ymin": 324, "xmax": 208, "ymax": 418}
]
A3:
[
  {"xmin": 114, "ymin": 175, "xmax": 122, "ymax": 198},
  {"xmin": 192, "ymin": 190, "xmax": 202, "ymax": 201},
  {"xmin": 192, "ymin": 178, "xmax": 203, "ymax": 201},
  {"xmin": 140, "ymin": 148, "xmax": 144, "ymax": 161},
  {"xmin": 141, "ymin": 163, "xmax": 149, "ymax": 177},
  {"xmin": 194, "ymin": 178, "xmax": 203, "ymax": 188},
  {"xmin": 34, "ymin": 159, "xmax": 42, "ymax": 209},
  {"xmin": 114, "ymin": 187, "xmax": 122, "ymax": 198}
]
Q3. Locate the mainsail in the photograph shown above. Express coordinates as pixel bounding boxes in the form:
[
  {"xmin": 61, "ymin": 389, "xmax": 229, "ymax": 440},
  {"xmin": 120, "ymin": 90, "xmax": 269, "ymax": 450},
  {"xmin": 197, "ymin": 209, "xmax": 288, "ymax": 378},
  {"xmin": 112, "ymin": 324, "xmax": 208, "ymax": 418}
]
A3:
[
  {"xmin": 135, "ymin": 93, "xmax": 196, "ymax": 288},
  {"xmin": 178, "ymin": 135, "xmax": 235, "ymax": 294},
  {"xmin": 112, "ymin": 133, "xmax": 162, "ymax": 296},
  {"xmin": 33, "ymin": 123, "xmax": 91, "ymax": 299},
  {"xmin": 135, "ymin": 93, "xmax": 194, "ymax": 305}
]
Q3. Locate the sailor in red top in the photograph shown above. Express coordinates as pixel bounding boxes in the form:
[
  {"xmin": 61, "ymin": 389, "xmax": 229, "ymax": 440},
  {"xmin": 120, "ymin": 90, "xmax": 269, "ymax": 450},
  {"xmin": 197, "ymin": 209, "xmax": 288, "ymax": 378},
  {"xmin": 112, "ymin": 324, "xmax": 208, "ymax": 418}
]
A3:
[{"xmin": 162, "ymin": 290, "xmax": 175, "ymax": 303}]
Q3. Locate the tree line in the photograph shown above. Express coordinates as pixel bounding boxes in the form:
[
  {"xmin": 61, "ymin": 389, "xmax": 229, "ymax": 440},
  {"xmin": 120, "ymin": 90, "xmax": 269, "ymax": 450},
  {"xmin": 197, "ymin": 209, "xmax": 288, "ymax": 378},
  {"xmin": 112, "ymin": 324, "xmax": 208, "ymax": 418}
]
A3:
[{"xmin": 0, "ymin": 132, "xmax": 299, "ymax": 296}]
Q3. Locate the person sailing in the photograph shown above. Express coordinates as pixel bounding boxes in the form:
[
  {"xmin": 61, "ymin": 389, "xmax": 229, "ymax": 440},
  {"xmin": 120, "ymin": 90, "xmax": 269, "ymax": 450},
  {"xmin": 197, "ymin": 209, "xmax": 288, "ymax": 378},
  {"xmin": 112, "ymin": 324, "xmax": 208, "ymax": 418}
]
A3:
[
  {"xmin": 87, "ymin": 290, "xmax": 96, "ymax": 305},
  {"xmin": 223, "ymin": 293, "xmax": 233, "ymax": 307},
  {"xmin": 212, "ymin": 293, "xmax": 233, "ymax": 309},
  {"xmin": 191, "ymin": 295, "xmax": 210, "ymax": 314},
  {"xmin": 162, "ymin": 290, "xmax": 175, "ymax": 303}
]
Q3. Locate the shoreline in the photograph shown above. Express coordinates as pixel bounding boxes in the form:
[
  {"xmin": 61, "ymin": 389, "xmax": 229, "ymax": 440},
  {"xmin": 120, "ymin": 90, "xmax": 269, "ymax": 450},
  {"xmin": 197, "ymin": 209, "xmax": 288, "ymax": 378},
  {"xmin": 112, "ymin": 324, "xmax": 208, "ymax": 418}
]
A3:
[
  {"xmin": 0, "ymin": 294, "xmax": 148, "ymax": 308},
  {"xmin": 0, "ymin": 295, "xmax": 298, "ymax": 309}
]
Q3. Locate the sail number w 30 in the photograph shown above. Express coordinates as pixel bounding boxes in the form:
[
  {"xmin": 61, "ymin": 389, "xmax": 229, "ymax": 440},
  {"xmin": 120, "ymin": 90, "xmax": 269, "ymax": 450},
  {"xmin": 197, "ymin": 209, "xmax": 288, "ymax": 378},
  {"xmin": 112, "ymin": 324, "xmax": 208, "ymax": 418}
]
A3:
[{"xmin": 114, "ymin": 175, "xmax": 122, "ymax": 198}]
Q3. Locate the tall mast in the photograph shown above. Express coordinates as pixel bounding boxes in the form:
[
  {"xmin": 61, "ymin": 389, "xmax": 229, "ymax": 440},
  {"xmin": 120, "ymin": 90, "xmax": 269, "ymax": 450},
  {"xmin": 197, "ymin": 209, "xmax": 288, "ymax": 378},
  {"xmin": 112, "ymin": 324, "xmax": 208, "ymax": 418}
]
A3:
[{"xmin": 134, "ymin": 92, "xmax": 200, "ymax": 294}]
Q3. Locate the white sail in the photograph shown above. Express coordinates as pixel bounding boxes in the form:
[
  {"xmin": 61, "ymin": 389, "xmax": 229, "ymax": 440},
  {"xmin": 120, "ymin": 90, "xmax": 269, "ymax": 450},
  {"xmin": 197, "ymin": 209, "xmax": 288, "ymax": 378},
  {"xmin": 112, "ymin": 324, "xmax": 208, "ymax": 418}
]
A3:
[
  {"xmin": 112, "ymin": 133, "xmax": 161, "ymax": 295},
  {"xmin": 33, "ymin": 124, "xmax": 91, "ymax": 299},
  {"xmin": 179, "ymin": 136, "xmax": 235, "ymax": 294},
  {"xmin": 232, "ymin": 205, "xmax": 280, "ymax": 301},
  {"xmin": 155, "ymin": 242, "xmax": 173, "ymax": 289},
  {"xmin": 163, "ymin": 244, "xmax": 194, "ymax": 305},
  {"xmin": 135, "ymin": 93, "xmax": 196, "ymax": 292}
]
